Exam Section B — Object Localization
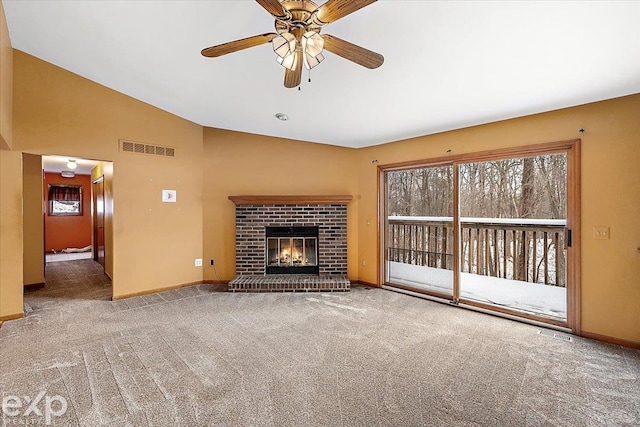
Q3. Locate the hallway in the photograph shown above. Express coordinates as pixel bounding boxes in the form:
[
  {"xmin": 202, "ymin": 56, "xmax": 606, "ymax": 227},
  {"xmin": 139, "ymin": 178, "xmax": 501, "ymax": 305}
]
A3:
[{"xmin": 25, "ymin": 259, "xmax": 111, "ymax": 314}]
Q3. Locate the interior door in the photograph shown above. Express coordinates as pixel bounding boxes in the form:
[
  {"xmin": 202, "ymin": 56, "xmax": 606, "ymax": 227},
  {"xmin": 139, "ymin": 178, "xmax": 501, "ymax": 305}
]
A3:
[
  {"xmin": 93, "ymin": 177, "xmax": 105, "ymax": 268},
  {"xmin": 384, "ymin": 164, "xmax": 455, "ymax": 298}
]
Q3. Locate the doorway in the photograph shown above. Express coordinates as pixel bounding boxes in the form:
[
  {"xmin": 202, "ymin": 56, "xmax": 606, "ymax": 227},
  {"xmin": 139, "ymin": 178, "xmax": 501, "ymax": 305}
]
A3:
[
  {"xmin": 380, "ymin": 140, "xmax": 580, "ymax": 331},
  {"xmin": 40, "ymin": 155, "xmax": 113, "ymax": 287}
]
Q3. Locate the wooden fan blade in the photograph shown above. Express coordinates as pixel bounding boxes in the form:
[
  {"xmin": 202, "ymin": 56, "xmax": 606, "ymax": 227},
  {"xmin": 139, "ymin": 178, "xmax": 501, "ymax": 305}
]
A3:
[
  {"xmin": 314, "ymin": 0, "xmax": 377, "ymax": 25},
  {"xmin": 201, "ymin": 33, "xmax": 277, "ymax": 58},
  {"xmin": 322, "ymin": 34, "xmax": 384, "ymax": 69},
  {"xmin": 256, "ymin": 0, "xmax": 288, "ymax": 19},
  {"xmin": 284, "ymin": 53, "xmax": 303, "ymax": 88}
]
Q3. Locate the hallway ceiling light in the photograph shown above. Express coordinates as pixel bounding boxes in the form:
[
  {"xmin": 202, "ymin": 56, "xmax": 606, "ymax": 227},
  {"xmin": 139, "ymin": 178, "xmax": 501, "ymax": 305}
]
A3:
[{"xmin": 66, "ymin": 159, "xmax": 77, "ymax": 170}]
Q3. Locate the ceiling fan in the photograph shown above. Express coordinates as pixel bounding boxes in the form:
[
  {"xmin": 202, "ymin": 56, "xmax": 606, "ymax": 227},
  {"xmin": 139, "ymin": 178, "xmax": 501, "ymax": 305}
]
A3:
[{"xmin": 201, "ymin": 0, "xmax": 384, "ymax": 88}]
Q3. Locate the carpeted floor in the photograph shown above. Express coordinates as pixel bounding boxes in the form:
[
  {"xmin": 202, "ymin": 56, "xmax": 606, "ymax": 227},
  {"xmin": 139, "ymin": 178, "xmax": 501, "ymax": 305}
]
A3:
[{"xmin": 1, "ymin": 259, "xmax": 638, "ymax": 426}]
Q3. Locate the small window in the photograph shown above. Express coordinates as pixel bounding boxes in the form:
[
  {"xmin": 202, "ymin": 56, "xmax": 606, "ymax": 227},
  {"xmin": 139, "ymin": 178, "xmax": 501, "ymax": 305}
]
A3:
[{"xmin": 48, "ymin": 185, "xmax": 82, "ymax": 216}]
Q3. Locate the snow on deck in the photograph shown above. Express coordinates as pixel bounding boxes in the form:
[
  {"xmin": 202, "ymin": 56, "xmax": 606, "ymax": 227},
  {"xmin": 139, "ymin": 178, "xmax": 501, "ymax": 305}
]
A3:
[
  {"xmin": 388, "ymin": 216, "xmax": 567, "ymax": 226},
  {"xmin": 388, "ymin": 262, "xmax": 566, "ymax": 320}
]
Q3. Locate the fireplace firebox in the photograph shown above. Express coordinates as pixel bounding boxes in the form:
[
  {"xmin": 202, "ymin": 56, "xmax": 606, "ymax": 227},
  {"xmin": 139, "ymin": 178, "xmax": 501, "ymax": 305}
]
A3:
[{"xmin": 266, "ymin": 226, "xmax": 319, "ymax": 275}]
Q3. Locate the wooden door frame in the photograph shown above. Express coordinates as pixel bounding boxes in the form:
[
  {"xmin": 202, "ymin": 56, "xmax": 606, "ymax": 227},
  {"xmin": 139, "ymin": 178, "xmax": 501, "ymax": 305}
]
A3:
[
  {"xmin": 378, "ymin": 139, "xmax": 581, "ymax": 332},
  {"xmin": 92, "ymin": 176, "xmax": 105, "ymax": 269}
]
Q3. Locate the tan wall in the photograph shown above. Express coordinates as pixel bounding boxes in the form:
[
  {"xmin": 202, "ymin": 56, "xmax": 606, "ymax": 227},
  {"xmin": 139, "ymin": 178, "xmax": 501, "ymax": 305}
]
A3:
[
  {"xmin": 13, "ymin": 51, "xmax": 204, "ymax": 299},
  {"xmin": 357, "ymin": 94, "xmax": 640, "ymax": 344},
  {"xmin": 0, "ymin": 0, "xmax": 11, "ymax": 150},
  {"xmin": 202, "ymin": 128, "xmax": 359, "ymax": 281},
  {"xmin": 0, "ymin": 150, "xmax": 23, "ymax": 320},
  {"xmin": 91, "ymin": 162, "xmax": 114, "ymax": 279},
  {"xmin": 22, "ymin": 153, "xmax": 44, "ymax": 286},
  {"xmin": 0, "ymin": 0, "xmax": 19, "ymax": 321}
]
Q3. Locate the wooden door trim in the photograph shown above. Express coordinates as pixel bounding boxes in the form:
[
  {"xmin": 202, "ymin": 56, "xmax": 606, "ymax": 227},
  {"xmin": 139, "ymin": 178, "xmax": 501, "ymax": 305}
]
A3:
[
  {"xmin": 92, "ymin": 176, "xmax": 105, "ymax": 269},
  {"xmin": 452, "ymin": 161, "xmax": 460, "ymax": 302},
  {"xmin": 377, "ymin": 165, "xmax": 383, "ymax": 287},
  {"xmin": 379, "ymin": 139, "xmax": 578, "ymax": 171},
  {"xmin": 567, "ymin": 140, "xmax": 581, "ymax": 334}
]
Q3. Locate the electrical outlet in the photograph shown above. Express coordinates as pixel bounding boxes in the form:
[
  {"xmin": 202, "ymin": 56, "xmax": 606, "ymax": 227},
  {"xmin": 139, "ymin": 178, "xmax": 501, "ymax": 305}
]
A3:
[
  {"xmin": 195, "ymin": 258, "xmax": 203, "ymax": 267},
  {"xmin": 593, "ymin": 226, "xmax": 610, "ymax": 240},
  {"xmin": 362, "ymin": 259, "xmax": 367, "ymax": 266},
  {"xmin": 210, "ymin": 259, "xmax": 215, "ymax": 266}
]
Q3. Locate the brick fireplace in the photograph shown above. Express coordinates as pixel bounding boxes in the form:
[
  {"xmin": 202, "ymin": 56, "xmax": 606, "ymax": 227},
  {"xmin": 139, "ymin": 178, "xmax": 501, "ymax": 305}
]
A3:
[{"xmin": 228, "ymin": 196, "xmax": 351, "ymax": 292}]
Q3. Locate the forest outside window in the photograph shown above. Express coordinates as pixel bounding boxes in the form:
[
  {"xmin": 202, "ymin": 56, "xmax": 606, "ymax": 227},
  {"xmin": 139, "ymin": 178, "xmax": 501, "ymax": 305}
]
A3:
[{"xmin": 48, "ymin": 185, "xmax": 82, "ymax": 216}]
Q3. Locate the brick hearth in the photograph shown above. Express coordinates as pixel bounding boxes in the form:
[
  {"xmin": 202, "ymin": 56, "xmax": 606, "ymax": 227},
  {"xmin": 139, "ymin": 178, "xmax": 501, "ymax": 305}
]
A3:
[
  {"xmin": 229, "ymin": 196, "xmax": 352, "ymax": 292},
  {"xmin": 228, "ymin": 275, "xmax": 350, "ymax": 292}
]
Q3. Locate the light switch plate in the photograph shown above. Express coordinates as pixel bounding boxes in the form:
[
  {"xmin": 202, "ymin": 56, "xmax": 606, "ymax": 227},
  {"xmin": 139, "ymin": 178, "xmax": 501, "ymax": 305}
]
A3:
[
  {"xmin": 593, "ymin": 226, "xmax": 610, "ymax": 240},
  {"xmin": 162, "ymin": 189, "xmax": 177, "ymax": 203}
]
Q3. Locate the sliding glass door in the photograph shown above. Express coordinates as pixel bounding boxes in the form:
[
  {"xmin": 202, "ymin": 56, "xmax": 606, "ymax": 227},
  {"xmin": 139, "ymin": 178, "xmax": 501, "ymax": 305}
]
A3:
[
  {"xmin": 458, "ymin": 153, "xmax": 568, "ymax": 321},
  {"xmin": 385, "ymin": 164, "xmax": 454, "ymax": 298},
  {"xmin": 381, "ymin": 141, "xmax": 579, "ymax": 329}
]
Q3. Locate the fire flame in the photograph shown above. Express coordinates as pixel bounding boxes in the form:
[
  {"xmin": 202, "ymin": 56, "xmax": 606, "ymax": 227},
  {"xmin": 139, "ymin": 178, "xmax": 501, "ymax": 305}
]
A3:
[{"xmin": 279, "ymin": 248, "xmax": 303, "ymax": 263}]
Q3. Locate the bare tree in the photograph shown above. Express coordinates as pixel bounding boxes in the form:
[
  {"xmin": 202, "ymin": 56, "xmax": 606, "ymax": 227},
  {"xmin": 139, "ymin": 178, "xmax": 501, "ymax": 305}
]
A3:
[{"xmin": 386, "ymin": 153, "xmax": 567, "ymax": 286}]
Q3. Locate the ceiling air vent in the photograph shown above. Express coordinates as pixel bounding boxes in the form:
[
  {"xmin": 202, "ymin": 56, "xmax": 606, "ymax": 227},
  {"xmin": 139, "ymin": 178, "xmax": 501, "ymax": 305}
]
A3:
[{"xmin": 119, "ymin": 140, "xmax": 176, "ymax": 158}]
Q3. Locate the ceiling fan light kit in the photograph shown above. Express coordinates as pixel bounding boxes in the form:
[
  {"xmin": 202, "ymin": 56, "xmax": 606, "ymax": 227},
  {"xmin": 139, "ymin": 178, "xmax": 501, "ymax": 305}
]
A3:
[
  {"xmin": 272, "ymin": 32, "xmax": 296, "ymax": 58},
  {"xmin": 276, "ymin": 50, "xmax": 298, "ymax": 70},
  {"xmin": 302, "ymin": 31, "xmax": 323, "ymax": 57},
  {"xmin": 201, "ymin": 0, "xmax": 384, "ymax": 88},
  {"xmin": 305, "ymin": 51, "xmax": 324, "ymax": 70}
]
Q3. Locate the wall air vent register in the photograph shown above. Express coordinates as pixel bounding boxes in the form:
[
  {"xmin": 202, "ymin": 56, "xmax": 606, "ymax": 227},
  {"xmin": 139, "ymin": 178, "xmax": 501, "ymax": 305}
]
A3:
[{"xmin": 119, "ymin": 140, "xmax": 176, "ymax": 158}]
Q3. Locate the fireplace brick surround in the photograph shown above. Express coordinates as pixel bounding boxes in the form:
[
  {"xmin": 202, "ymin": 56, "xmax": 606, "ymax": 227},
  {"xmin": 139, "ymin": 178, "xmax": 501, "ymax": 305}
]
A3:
[{"xmin": 228, "ymin": 196, "xmax": 351, "ymax": 292}]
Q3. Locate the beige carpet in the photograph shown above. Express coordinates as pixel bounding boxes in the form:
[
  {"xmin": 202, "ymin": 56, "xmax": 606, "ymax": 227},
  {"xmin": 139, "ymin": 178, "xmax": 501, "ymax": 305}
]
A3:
[{"xmin": 1, "ymin": 259, "xmax": 638, "ymax": 426}]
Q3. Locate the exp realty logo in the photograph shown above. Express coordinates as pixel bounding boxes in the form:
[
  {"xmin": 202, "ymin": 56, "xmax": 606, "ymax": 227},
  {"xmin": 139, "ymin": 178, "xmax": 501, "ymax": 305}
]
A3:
[{"xmin": 2, "ymin": 392, "xmax": 68, "ymax": 425}]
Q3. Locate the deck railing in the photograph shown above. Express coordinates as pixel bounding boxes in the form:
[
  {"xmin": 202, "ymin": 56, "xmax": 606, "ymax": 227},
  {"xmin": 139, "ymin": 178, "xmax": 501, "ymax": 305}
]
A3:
[{"xmin": 387, "ymin": 216, "xmax": 567, "ymax": 287}]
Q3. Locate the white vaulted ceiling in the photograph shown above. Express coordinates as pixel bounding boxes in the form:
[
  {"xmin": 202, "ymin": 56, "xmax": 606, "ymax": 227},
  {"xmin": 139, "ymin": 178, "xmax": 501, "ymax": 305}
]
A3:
[{"xmin": 4, "ymin": 1, "xmax": 640, "ymax": 148}]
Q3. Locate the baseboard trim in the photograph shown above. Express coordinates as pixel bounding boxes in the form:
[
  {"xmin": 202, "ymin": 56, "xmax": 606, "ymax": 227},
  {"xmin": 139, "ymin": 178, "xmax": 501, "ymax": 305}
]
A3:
[
  {"xmin": 202, "ymin": 280, "xmax": 229, "ymax": 285},
  {"xmin": 24, "ymin": 282, "xmax": 46, "ymax": 291},
  {"xmin": 112, "ymin": 281, "xmax": 204, "ymax": 300},
  {"xmin": 353, "ymin": 280, "xmax": 379, "ymax": 288},
  {"xmin": 0, "ymin": 313, "xmax": 24, "ymax": 326},
  {"xmin": 202, "ymin": 280, "xmax": 228, "ymax": 292},
  {"xmin": 581, "ymin": 331, "xmax": 640, "ymax": 349}
]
